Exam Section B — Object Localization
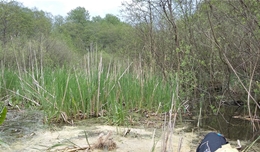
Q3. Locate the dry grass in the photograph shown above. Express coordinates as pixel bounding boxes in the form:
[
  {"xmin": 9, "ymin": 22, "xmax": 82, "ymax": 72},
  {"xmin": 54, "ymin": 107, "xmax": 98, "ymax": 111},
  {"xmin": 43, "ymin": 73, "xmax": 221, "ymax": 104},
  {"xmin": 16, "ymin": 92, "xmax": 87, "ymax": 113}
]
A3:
[{"xmin": 93, "ymin": 131, "xmax": 117, "ymax": 151}]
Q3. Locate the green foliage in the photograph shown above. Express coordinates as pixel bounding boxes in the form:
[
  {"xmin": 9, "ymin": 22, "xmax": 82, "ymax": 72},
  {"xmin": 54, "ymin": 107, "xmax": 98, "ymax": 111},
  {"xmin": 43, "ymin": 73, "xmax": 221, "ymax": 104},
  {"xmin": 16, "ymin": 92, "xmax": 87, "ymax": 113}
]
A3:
[
  {"xmin": 209, "ymin": 105, "xmax": 217, "ymax": 115},
  {"xmin": 0, "ymin": 34, "xmax": 78, "ymax": 69},
  {"xmin": 66, "ymin": 7, "xmax": 90, "ymax": 25},
  {"xmin": 0, "ymin": 107, "xmax": 7, "ymax": 125},
  {"xmin": 104, "ymin": 14, "xmax": 121, "ymax": 25},
  {"xmin": 51, "ymin": 10, "xmax": 134, "ymax": 56},
  {"xmin": 0, "ymin": 1, "xmax": 31, "ymax": 44},
  {"xmin": 0, "ymin": 0, "xmax": 135, "ymax": 61},
  {"xmin": 0, "ymin": 1, "xmax": 53, "ymax": 47},
  {"xmin": 32, "ymin": 9, "xmax": 53, "ymax": 35}
]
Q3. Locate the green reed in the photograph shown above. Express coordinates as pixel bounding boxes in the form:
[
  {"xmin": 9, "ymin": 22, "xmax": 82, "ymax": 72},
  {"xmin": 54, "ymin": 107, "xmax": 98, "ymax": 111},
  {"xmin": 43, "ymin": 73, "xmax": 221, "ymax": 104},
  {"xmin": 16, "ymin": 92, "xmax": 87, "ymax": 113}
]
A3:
[{"xmin": 0, "ymin": 55, "xmax": 174, "ymax": 125}]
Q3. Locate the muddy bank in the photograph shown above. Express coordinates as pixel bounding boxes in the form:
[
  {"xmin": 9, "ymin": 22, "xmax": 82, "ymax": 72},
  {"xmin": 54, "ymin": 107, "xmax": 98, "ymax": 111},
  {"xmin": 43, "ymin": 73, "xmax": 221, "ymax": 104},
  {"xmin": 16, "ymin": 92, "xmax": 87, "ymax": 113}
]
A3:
[
  {"xmin": 0, "ymin": 109, "xmax": 196, "ymax": 151},
  {"xmin": 0, "ymin": 110, "xmax": 259, "ymax": 152},
  {"xmin": 1, "ymin": 123, "xmax": 197, "ymax": 152}
]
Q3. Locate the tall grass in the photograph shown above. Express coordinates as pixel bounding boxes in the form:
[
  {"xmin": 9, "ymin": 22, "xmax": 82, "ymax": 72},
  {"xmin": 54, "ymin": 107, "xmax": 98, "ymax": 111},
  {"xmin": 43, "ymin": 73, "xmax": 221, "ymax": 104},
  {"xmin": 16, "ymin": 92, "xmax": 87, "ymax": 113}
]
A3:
[{"xmin": 0, "ymin": 48, "xmax": 174, "ymax": 125}]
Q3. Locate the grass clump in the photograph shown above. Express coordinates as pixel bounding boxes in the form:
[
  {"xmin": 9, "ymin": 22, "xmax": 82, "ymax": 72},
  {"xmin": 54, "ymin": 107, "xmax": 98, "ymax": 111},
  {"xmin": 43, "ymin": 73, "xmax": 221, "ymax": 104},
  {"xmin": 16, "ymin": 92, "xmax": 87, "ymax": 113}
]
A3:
[{"xmin": 0, "ymin": 52, "xmax": 174, "ymax": 126}]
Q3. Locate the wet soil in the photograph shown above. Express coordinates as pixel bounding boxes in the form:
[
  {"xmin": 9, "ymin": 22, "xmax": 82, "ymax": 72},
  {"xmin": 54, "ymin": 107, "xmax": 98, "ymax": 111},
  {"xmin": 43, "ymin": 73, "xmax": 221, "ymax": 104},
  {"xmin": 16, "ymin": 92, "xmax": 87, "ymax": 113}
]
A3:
[{"xmin": 0, "ymin": 109, "xmax": 259, "ymax": 152}]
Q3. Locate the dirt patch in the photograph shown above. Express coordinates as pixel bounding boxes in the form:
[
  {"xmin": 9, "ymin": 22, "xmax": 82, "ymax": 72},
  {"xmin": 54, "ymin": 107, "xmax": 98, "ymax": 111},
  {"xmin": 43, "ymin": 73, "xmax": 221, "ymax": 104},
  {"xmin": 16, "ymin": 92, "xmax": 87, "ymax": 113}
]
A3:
[
  {"xmin": 1, "ymin": 110, "xmax": 259, "ymax": 152},
  {"xmin": 1, "ymin": 124, "xmax": 197, "ymax": 152}
]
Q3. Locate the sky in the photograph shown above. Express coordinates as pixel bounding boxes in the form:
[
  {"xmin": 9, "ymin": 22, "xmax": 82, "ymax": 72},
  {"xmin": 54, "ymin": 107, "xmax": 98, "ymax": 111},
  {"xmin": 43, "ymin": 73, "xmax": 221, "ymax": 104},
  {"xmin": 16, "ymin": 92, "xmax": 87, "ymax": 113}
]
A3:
[{"xmin": 18, "ymin": 0, "xmax": 130, "ymax": 18}]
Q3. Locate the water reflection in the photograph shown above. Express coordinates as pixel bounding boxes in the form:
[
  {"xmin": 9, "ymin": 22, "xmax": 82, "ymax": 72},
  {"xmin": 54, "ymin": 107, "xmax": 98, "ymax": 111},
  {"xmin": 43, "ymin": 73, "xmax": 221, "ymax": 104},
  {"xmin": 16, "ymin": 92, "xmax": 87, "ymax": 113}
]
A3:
[{"xmin": 197, "ymin": 105, "xmax": 260, "ymax": 141}]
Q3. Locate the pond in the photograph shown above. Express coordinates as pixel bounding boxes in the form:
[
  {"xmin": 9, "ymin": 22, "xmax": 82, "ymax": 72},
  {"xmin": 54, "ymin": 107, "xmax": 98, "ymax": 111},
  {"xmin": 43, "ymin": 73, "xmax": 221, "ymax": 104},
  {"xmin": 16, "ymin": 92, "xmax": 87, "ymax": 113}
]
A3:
[{"xmin": 196, "ymin": 104, "xmax": 260, "ymax": 142}]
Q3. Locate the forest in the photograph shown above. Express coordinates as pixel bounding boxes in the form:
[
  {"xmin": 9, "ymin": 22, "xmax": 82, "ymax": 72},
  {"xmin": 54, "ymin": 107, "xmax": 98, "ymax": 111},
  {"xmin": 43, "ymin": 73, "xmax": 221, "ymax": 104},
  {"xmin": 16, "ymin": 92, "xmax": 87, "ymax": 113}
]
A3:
[{"xmin": 0, "ymin": 0, "xmax": 259, "ymax": 145}]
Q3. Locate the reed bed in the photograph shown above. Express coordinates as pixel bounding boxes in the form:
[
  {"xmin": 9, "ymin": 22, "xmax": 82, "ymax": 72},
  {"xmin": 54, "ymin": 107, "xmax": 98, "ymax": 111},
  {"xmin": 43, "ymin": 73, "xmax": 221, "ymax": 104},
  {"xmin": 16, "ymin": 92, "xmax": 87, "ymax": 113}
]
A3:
[{"xmin": 0, "ymin": 51, "xmax": 174, "ymax": 125}]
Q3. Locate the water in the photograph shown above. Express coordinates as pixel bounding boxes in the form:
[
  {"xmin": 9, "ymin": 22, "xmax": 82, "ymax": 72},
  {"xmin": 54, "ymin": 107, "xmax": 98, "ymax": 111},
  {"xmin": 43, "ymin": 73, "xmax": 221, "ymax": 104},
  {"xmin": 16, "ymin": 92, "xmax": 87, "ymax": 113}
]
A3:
[
  {"xmin": 0, "ymin": 109, "xmax": 45, "ymax": 144},
  {"xmin": 197, "ymin": 105, "xmax": 260, "ymax": 141}
]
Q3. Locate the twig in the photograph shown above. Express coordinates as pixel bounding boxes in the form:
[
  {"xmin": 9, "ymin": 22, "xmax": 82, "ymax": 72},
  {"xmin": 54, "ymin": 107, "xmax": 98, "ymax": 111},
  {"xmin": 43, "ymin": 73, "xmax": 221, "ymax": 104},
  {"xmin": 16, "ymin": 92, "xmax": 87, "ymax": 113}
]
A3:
[
  {"xmin": 84, "ymin": 131, "xmax": 91, "ymax": 148},
  {"xmin": 150, "ymin": 129, "xmax": 157, "ymax": 152},
  {"xmin": 177, "ymin": 137, "xmax": 183, "ymax": 152},
  {"xmin": 242, "ymin": 135, "xmax": 260, "ymax": 152},
  {"xmin": 223, "ymin": 53, "xmax": 260, "ymax": 109},
  {"xmin": 223, "ymin": 53, "xmax": 259, "ymax": 132},
  {"xmin": 108, "ymin": 62, "xmax": 133, "ymax": 94}
]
